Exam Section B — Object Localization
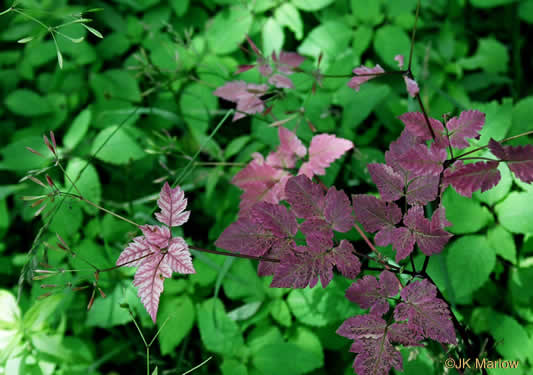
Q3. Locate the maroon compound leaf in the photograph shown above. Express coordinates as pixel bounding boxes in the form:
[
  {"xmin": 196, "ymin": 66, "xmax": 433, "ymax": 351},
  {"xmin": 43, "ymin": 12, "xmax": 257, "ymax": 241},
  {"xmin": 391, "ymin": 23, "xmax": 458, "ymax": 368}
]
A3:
[
  {"xmin": 352, "ymin": 195, "xmax": 402, "ymax": 237},
  {"xmin": 285, "ymin": 175, "xmax": 325, "ymax": 218},
  {"xmin": 345, "ymin": 271, "xmax": 398, "ymax": 316},
  {"xmin": 166, "ymin": 237, "xmax": 195, "ymax": 274},
  {"xmin": 250, "ymin": 202, "xmax": 299, "ymax": 238},
  {"xmin": 266, "ymin": 127, "xmax": 307, "ymax": 169},
  {"xmin": 446, "ymin": 110, "xmax": 485, "ymax": 149},
  {"xmin": 399, "ymin": 144, "xmax": 447, "ymax": 177},
  {"xmin": 368, "ymin": 163, "xmax": 405, "ymax": 202},
  {"xmin": 405, "ymin": 175, "xmax": 439, "ymax": 205},
  {"xmin": 403, "ymin": 206, "xmax": 453, "ymax": 258},
  {"xmin": 298, "ymin": 134, "xmax": 353, "ymax": 178},
  {"xmin": 398, "ymin": 112, "xmax": 446, "ymax": 145},
  {"xmin": 140, "ymin": 225, "xmax": 171, "ymax": 248},
  {"xmin": 155, "ymin": 182, "xmax": 190, "ymax": 227},
  {"xmin": 444, "ymin": 161, "xmax": 501, "ymax": 197},
  {"xmin": 331, "ymin": 240, "xmax": 361, "ymax": 280},
  {"xmin": 347, "ymin": 64, "xmax": 385, "ymax": 91},
  {"xmin": 300, "ymin": 218, "xmax": 334, "ymax": 249},
  {"xmin": 215, "ymin": 217, "xmax": 276, "ymax": 257},
  {"xmin": 324, "ymin": 187, "xmax": 355, "ymax": 232},
  {"xmin": 489, "ymin": 139, "xmax": 533, "ymax": 183},
  {"xmin": 394, "ymin": 279, "xmax": 457, "ymax": 344}
]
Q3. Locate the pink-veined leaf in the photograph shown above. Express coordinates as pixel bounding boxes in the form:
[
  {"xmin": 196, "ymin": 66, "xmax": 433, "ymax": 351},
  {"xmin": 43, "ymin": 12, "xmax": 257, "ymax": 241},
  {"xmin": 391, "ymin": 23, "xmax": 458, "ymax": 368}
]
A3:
[
  {"xmin": 390, "ymin": 227, "xmax": 415, "ymax": 262},
  {"xmin": 489, "ymin": 139, "xmax": 533, "ymax": 183},
  {"xmin": 405, "ymin": 175, "xmax": 439, "ymax": 205},
  {"xmin": 257, "ymin": 239, "xmax": 294, "ymax": 276},
  {"xmin": 273, "ymin": 51, "xmax": 305, "ymax": 74},
  {"xmin": 215, "ymin": 217, "xmax": 275, "ymax": 257},
  {"xmin": 133, "ymin": 254, "xmax": 172, "ymax": 323},
  {"xmin": 403, "ymin": 76, "xmax": 419, "ymax": 98},
  {"xmin": 155, "ymin": 182, "xmax": 190, "ymax": 227},
  {"xmin": 117, "ymin": 237, "xmax": 154, "ymax": 267},
  {"xmin": 298, "ymin": 134, "xmax": 353, "ymax": 177},
  {"xmin": 266, "ymin": 127, "xmax": 307, "ymax": 169},
  {"xmin": 398, "ymin": 112, "xmax": 446, "ymax": 145},
  {"xmin": 352, "ymin": 194, "xmax": 402, "ymax": 236},
  {"xmin": 446, "ymin": 110, "xmax": 485, "ymax": 149},
  {"xmin": 368, "ymin": 163, "xmax": 405, "ymax": 202},
  {"xmin": 444, "ymin": 161, "xmax": 501, "ymax": 197},
  {"xmin": 271, "ymin": 245, "xmax": 334, "ymax": 288},
  {"xmin": 345, "ymin": 271, "xmax": 398, "ymax": 316},
  {"xmin": 166, "ymin": 237, "xmax": 195, "ymax": 274},
  {"xmin": 347, "ymin": 65, "xmax": 385, "ymax": 91},
  {"xmin": 235, "ymin": 64, "xmax": 255, "ymax": 74},
  {"xmin": 331, "ymin": 240, "xmax": 361, "ymax": 279},
  {"xmin": 268, "ymin": 74, "xmax": 293, "ymax": 89},
  {"xmin": 232, "ymin": 159, "xmax": 284, "ymax": 189},
  {"xmin": 250, "ymin": 202, "xmax": 298, "ymax": 238},
  {"xmin": 325, "ymin": 187, "xmax": 355, "ymax": 232},
  {"xmin": 285, "ymin": 175, "xmax": 325, "ymax": 218},
  {"xmin": 399, "ymin": 144, "xmax": 447, "ymax": 177},
  {"xmin": 403, "ymin": 206, "xmax": 452, "ymax": 257},
  {"xmin": 140, "ymin": 225, "xmax": 171, "ymax": 248},
  {"xmin": 394, "ymin": 279, "xmax": 457, "ymax": 344},
  {"xmin": 385, "ymin": 129, "xmax": 424, "ymax": 175},
  {"xmin": 337, "ymin": 315, "xmax": 403, "ymax": 375},
  {"xmin": 300, "ymin": 218, "xmax": 333, "ymax": 249}
]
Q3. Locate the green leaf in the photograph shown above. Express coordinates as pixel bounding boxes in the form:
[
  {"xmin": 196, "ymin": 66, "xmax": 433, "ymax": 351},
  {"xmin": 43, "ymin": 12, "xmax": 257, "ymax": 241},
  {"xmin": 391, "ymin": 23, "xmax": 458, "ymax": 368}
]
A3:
[
  {"xmin": 206, "ymin": 6, "xmax": 252, "ymax": 54},
  {"xmin": 64, "ymin": 109, "xmax": 92, "ymax": 149},
  {"xmin": 5, "ymin": 89, "xmax": 52, "ymax": 117},
  {"xmin": 180, "ymin": 83, "xmax": 218, "ymax": 133},
  {"xmin": 275, "ymin": 3, "xmax": 303, "ymax": 40},
  {"xmin": 90, "ymin": 70, "xmax": 141, "ymax": 102},
  {"xmin": 458, "ymin": 38, "xmax": 509, "ymax": 74},
  {"xmin": 48, "ymin": 202, "xmax": 83, "ymax": 239},
  {"xmin": 298, "ymin": 21, "xmax": 352, "ymax": 67},
  {"xmin": 487, "ymin": 226, "xmax": 516, "ymax": 264},
  {"xmin": 442, "ymin": 188, "xmax": 493, "ymax": 234},
  {"xmin": 286, "ymin": 278, "xmax": 359, "ymax": 326},
  {"xmin": 224, "ymin": 136, "xmax": 251, "ymax": 159},
  {"xmin": 262, "ymin": 18, "xmax": 284, "ymax": 57},
  {"xmin": 373, "ymin": 25, "xmax": 410, "ymax": 67},
  {"xmin": 158, "ymin": 295, "xmax": 195, "ymax": 355},
  {"xmin": 270, "ymin": 299, "xmax": 292, "ymax": 327},
  {"xmin": 510, "ymin": 265, "xmax": 533, "ymax": 305},
  {"xmin": 496, "ymin": 192, "xmax": 533, "ymax": 233},
  {"xmin": 65, "ymin": 158, "xmax": 101, "ymax": 214},
  {"xmin": 197, "ymin": 298, "xmax": 244, "ymax": 356},
  {"xmin": 474, "ymin": 162, "xmax": 512, "ymax": 205},
  {"xmin": 520, "ymin": 0, "xmax": 533, "ymax": 23},
  {"xmin": 352, "ymin": 25, "xmax": 373, "ymax": 58},
  {"xmin": 227, "ymin": 301, "xmax": 262, "ymax": 321},
  {"xmin": 221, "ymin": 359, "xmax": 248, "ymax": 375},
  {"xmin": 446, "ymin": 235, "xmax": 496, "ymax": 299},
  {"xmin": 91, "ymin": 125, "xmax": 145, "ymax": 165},
  {"xmin": 170, "ymin": 0, "xmax": 189, "ymax": 16},
  {"xmin": 351, "ymin": 0, "xmax": 384, "ymax": 25},
  {"xmin": 472, "ymin": 98, "xmax": 512, "ymax": 147},
  {"xmin": 252, "ymin": 341, "xmax": 322, "ymax": 375},
  {"xmin": 509, "ymin": 96, "xmax": 533, "ymax": 146},
  {"xmin": 470, "ymin": 0, "xmax": 517, "ymax": 8},
  {"xmin": 23, "ymin": 294, "xmax": 62, "ymax": 331},
  {"xmin": 291, "ymin": 0, "xmax": 334, "ymax": 11},
  {"xmin": 222, "ymin": 259, "xmax": 265, "ymax": 301},
  {"xmin": 86, "ymin": 283, "xmax": 135, "ymax": 328}
]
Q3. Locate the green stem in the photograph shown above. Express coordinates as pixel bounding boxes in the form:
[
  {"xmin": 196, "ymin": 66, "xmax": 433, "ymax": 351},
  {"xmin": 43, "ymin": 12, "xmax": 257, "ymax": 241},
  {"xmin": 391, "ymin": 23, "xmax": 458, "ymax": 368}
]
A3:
[{"xmin": 12, "ymin": 8, "xmax": 49, "ymax": 29}]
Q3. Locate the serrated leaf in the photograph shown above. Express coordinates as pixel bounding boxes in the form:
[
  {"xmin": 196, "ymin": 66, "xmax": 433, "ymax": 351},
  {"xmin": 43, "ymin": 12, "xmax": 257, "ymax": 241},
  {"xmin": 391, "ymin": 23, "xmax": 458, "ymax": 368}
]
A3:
[
  {"xmin": 266, "ymin": 127, "xmax": 307, "ymax": 169},
  {"xmin": 324, "ymin": 187, "xmax": 354, "ymax": 232},
  {"xmin": 345, "ymin": 271, "xmax": 398, "ymax": 316},
  {"xmin": 352, "ymin": 195, "xmax": 402, "ymax": 242},
  {"xmin": 155, "ymin": 182, "xmax": 190, "ymax": 227},
  {"xmin": 368, "ymin": 163, "xmax": 404, "ymax": 201},
  {"xmin": 489, "ymin": 139, "xmax": 533, "ymax": 183},
  {"xmin": 298, "ymin": 134, "xmax": 353, "ymax": 177},
  {"xmin": 399, "ymin": 144, "xmax": 447, "ymax": 177},
  {"xmin": 285, "ymin": 175, "xmax": 325, "ymax": 218},
  {"xmin": 215, "ymin": 217, "xmax": 275, "ymax": 257},
  {"xmin": 444, "ymin": 161, "xmax": 501, "ymax": 197},
  {"xmin": 446, "ymin": 110, "xmax": 485, "ymax": 149}
]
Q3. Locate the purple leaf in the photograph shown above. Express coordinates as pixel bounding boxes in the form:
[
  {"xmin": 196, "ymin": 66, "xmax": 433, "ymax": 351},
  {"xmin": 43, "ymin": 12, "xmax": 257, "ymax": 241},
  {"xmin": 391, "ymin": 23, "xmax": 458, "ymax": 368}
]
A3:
[
  {"xmin": 390, "ymin": 227, "xmax": 415, "ymax": 262},
  {"xmin": 155, "ymin": 182, "xmax": 190, "ymax": 227},
  {"xmin": 387, "ymin": 323, "xmax": 424, "ymax": 346},
  {"xmin": 347, "ymin": 65, "xmax": 385, "ymax": 91},
  {"xmin": 133, "ymin": 253, "xmax": 172, "ymax": 323},
  {"xmin": 140, "ymin": 225, "xmax": 171, "ymax": 248},
  {"xmin": 394, "ymin": 55, "xmax": 405, "ymax": 69},
  {"xmin": 268, "ymin": 74, "xmax": 293, "ymax": 89},
  {"xmin": 215, "ymin": 217, "xmax": 275, "ymax": 257},
  {"xmin": 337, "ymin": 313, "xmax": 388, "ymax": 341},
  {"xmin": 325, "ymin": 187, "xmax": 354, "ymax": 232},
  {"xmin": 446, "ymin": 110, "xmax": 485, "ymax": 149},
  {"xmin": 257, "ymin": 239, "xmax": 294, "ymax": 276},
  {"xmin": 300, "ymin": 218, "xmax": 333, "ymax": 250},
  {"xmin": 234, "ymin": 94, "xmax": 265, "ymax": 121},
  {"xmin": 403, "ymin": 76, "xmax": 419, "ymax": 98},
  {"xmin": 298, "ymin": 134, "xmax": 353, "ymax": 177},
  {"xmin": 266, "ymin": 127, "xmax": 307, "ymax": 169},
  {"xmin": 489, "ymin": 139, "xmax": 533, "ymax": 183},
  {"xmin": 117, "ymin": 237, "xmax": 154, "ymax": 267},
  {"xmin": 444, "ymin": 161, "xmax": 501, "ymax": 197},
  {"xmin": 431, "ymin": 205, "xmax": 452, "ymax": 230},
  {"xmin": 213, "ymin": 81, "xmax": 268, "ymax": 121},
  {"xmin": 250, "ymin": 202, "xmax": 298, "ymax": 238},
  {"xmin": 394, "ymin": 279, "xmax": 457, "ymax": 344},
  {"xmin": 399, "ymin": 144, "xmax": 447, "ymax": 177},
  {"xmin": 345, "ymin": 271, "xmax": 398, "ymax": 316},
  {"xmin": 368, "ymin": 163, "xmax": 405, "ymax": 202},
  {"xmin": 403, "ymin": 206, "xmax": 453, "ymax": 258},
  {"xmin": 285, "ymin": 175, "xmax": 325, "ymax": 218},
  {"xmin": 273, "ymin": 51, "xmax": 305, "ymax": 74},
  {"xmin": 213, "ymin": 81, "xmax": 248, "ymax": 102},
  {"xmin": 331, "ymin": 240, "xmax": 361, "ymax": 279},
  {"xmin": 405, "ymin": 175, "xmax": 439, "ymax": 205},
  {"xmin": 166, "ymin": 237, "xmax": 195, "ymax": 274},
  {"xmin": 398, "ymin": 112, "xmax": 446, "ymax": 145},
  {"xmin": 352, "ymin": 195, "xmax": 402, "ymax": 234}
]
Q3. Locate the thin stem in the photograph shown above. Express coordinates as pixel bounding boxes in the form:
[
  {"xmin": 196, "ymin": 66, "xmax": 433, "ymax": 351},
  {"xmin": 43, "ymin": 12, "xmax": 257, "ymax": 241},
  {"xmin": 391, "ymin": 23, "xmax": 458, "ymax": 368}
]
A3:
[
  {"xmin": 410, "ymin": 254, "xmax": 417, "ymax": 273},
  {"xmin": 415, "ymin": 94, "xmax": 436, "ymax": 139},
  {"xmin": 454, "ymin": 130, "xmax": 533, "ymax": 160},
  {"xmin": 421, "ymin": 255, "xmax": 430, "ymax": 274},
  {"xmin": 12, "ymin": 7, "xmax": 49, "ymax": 29},
  {"xmin": 189, "ymin": 245, "xmax": 280, "ymax": 263},
  {"xmin": 457, "ymin": 157, "xmax": 499, "ymax": 162},
  {"xmin": 320, "ymin": 70, "xmax": 406, "ymax": 79},
  {"xmin": 57, "ymin": 161, "xmax": 84, "ymax": 197},
  {"xmin": 58, "ymin": 191, "xmax": 140, "ymax": 228},
  {"xmin": 0, "ymin": 7, "xmax": 12, "ymax": 16},
  {"xmin": 182, "ymin": 357, "xmax": 213, "ymax": 375},
  {"xmin": 99, "ymin": 253, "xmax": 154, "ymax": 273},
  {"xmin": 194, "ymin": 161, "xmax": 246, "ymax": 167},
  {"xmin": 353, "ymin": 223, "xmax": 378, "ymax": 254},
  {"xmin": 408, "ymin": 0, "xmax": 421, "ymax": 70}
]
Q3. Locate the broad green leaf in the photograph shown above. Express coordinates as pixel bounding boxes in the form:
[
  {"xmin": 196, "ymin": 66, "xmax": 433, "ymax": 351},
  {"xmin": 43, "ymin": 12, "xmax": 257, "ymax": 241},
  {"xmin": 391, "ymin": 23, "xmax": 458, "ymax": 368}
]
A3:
[
  {"xmin": 495, "ymin": 192, "xmax": 533, "ymax": 233},
  {"xmin": 472, "ymin": 98, "xmax": 512, "ymax": 147},
  {"xmin": 458, "ymin": 38, "xmax": 509, "ymax": 74},
  {"xmin": 487, "ymin": 226, "xmax": 516, "ymax": 264},
  {"xmin": 64, "ymin": 109, "xmax": 91, "ymax": 149},
  {"xmin": 442, "ymin": 188, "xmax": 493, "ymax": 234},
  {"xmin": 228, "ymin": 301, "xmax": 262, "ymax": 321},
  {"xmin": 170, "ymin": 0, "xmax": 189, "ymax": 16},
  {"xmin": 91, "ymin": 125, "xmax": 145, "ymax": 165},
  {"xmin": 352, "ymin": 25, "xmax": 373, "ymax": 58},
  {"xmin": 471, "ymin": 0, "xmax": 517, "ymax": 8},
  {"xmin": 23, "ymin": 294, "xmax": 62, "ymax": 331},
  {"xmin": 270, "ymin": 299, "xmax": 292, "ymax": 327},
  {"xmin": 222, "ymin": 359, "xmax": 248, "ymax": 375},
  {"xmin": 65, "ymin": 158, "xmax": 101, "ymax": 214},
  {"xmin": 48, "ymin": 202, "xmax": 83, "ymax": 239},
  {"xmin": 158, "ymin": 295, "xmax": 195, "ymax": 355},
  {"xmin": 474, "ymin": 162, "xmax": 512, "ymax": 205},
  {"xmin": 252, "ymin": 341, "xmax": 322, "ymax": 375},
  {"xmin": 5, "ymin": 89, "xmax": 52, "ymax": 117},
  {"xmin": 197, "ymin": 298, "xmax": 244, "ymax": 356},
  {"xmin": 510, "ymin": 265, "xmax": 533, "ymax": 304},
  {"xmin": 351, "ymin": 0, "xmax": 384, "ymax": 25},
  {"xmin": 289, "ymin": 326, "xmax": 324, "ymax": 368},
  {"xmin": 509, "ymin": 96, "xmax": 533, "ymax": 146},
  {"xmin": 298, "ymin": 21, "xmax": 352, "ymax": 67},
  {"xmin": 275, "ymin": 3, "xmax": 303, "ymax": 40},
  {"xmin": 0, "ymin": 290, "xmax": 21, "ymax": 351},
  {"xmin": 262, "ymin": 18, "xmax": 284, "ymax": 57},
  {"xmin": 222, "ymin": 259, "xmax": 264, "ymax": 301},
  {"xmin": 446, "ymin": 235, "xmax": 496, "ymax": 299},
  {"xmin": 291, "ymin": 0, "xmax": 334, "ymax": 11},
  {"xmin": 86, "ymin": 283, "xmax": 135, "ymax": 328},
  {"xmin": 90, "ymin": 70, "xmax": 141, "ymax": 102},
  {"xmin": 520, "ymin": 0, "xmax": 533, "ymax": 23},
  {"xmin": 286, "ymin": 278, "xmax": 359, "ymax": 326},
  {"xmin": 224, "ymin": 136, "xmax": 251, "ymax": 159},
  {"xmin": 180, "ymin": 83, "xmax": 218, "ymax": 133},
  {"xmin": 206, "ymin": 6, "xmax": 252, "ymax": 54},
  {"xmin": 31, "ymin": 333, "xmax": 70, "ymax": 361},
  {"xmin": 373, "ymin": 25, "xmax": 410, "ymax": 67}
]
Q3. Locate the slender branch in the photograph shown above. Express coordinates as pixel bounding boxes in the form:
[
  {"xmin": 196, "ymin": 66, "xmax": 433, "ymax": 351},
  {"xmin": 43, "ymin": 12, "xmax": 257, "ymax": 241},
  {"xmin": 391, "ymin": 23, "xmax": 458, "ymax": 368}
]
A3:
[
  {"xmin": 57, "ymin": 161, "xmax": 84, "ymax": 197},
  {"xmin": 415, "ymin": 93, "xmax": 436, "ymax": 139},
  {"xmin": 353, "ymin": 223, "xmax": 378, "ymax": 254},
  {"xmin": 408, "ymin": 0, "xmax": 421, "ymax": 70},
  {"xmin": 99, "ymin": 252, "xmax": 154, "ymax": 273},
  {"xmin": 457, "ymin": 156, "xmax": 499, "ymax": 162},
  {"xmin": 410, "ymin": 254, "xmax": 417, "ymax": 273},
  {"xmin": 189, "ymin": 245, "xmax": 280, "ymax": 263},
  {"xmin": 421, "ymin": 255, "xmax": 430, "ymax": 274},
  {"xmin": 454, "ymin": 129, "xmax": 533, "ymax": 160}
]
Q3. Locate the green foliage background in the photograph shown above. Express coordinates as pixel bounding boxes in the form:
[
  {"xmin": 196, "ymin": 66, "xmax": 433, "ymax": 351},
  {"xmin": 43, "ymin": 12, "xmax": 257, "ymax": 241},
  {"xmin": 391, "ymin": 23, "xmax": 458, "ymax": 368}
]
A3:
[{"xmin": 1, "ymin": 0, "xmax": 533, "ymax": 374}]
